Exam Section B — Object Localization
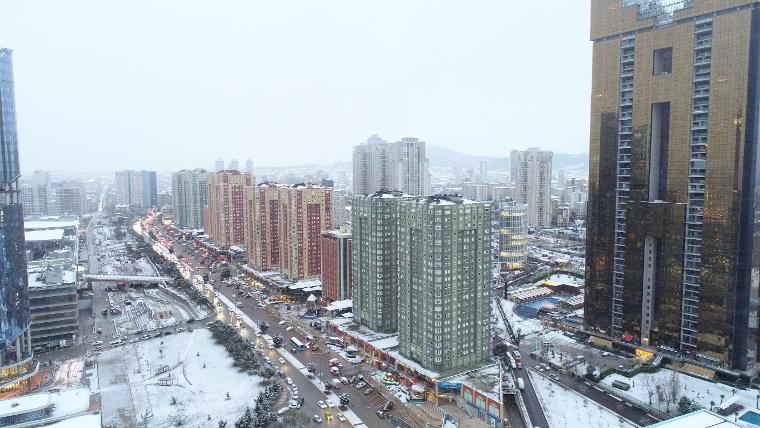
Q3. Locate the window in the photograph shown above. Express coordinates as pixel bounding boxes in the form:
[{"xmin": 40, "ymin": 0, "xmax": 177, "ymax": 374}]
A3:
[{"xmin": 653, "ymin": 48, "xmax": 672, "ymax": 75}]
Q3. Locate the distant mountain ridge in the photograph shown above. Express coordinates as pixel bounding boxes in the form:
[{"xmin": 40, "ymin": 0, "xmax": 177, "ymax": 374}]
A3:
[{"xmin": 426, "ymin": 145, "xmax": 589, "ymax": 172}]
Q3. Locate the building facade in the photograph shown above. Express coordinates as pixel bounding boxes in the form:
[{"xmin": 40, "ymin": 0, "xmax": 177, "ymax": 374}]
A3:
[
  {"xmin": 0, "ymin": 48, "xmax": 33, "ymax": 386},
  {"xmin": 352, "ymin": 191, "xmax": 407, "ymax": 333},
  {"xmin": 512, "ymin": 148, "xmax": 553, "ymax": 229},
  {"xmin": 171, "ymin": 168, "xmax": 209, "ymax": 229},
  {"xmin": 277, "ymin": 185, "xmax": 332, "ymax": 281},
  {"xmin": 203, "ymin": 170, "xmax": 252, "ymax": 247},
  {"xmin": 585, "ymin": 0, "xmax": 760, "ymax": 370},
  {"xmin": 353, "ymin": 135, "xmax": 396, "ymax": 196},
  {"xmin": 114, "ymin": 170, "xmax": 157, "ymax": 209},
  {"xmin": 320, "ymin": 230, "xmax": 352, "ymax": 302},
  {"xmin": 394, "ymin": 137, "xmax": 430, "ymax": 196},
  {"xmin": 498, "ymin": 200, "xmax": 528, "ymax": 271},
  {"xmin": 245, "ymin": 183, "xmax": 281, "ymax": 272},
  {"xmin": 397, "ymin": 195, "xmax": 492, "ymax": 373},
  {"xmin": 49, "ymin": 183, "xmax": 84, "ymax": 216},
  {"xmin": 353, "ymin": 135, "xmax": 431, "ymax": 196}
]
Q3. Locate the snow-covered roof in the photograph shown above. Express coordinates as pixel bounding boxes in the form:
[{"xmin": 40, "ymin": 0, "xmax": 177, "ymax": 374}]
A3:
[
  {"xmin": 25, "ymin": 229, "xmax": 65, "ymax": 242},
  {"xmin": 44, "ymin": 413, "xmax": 102, "ymax": 428},
  {"xmin": 24, "ymin": 219, "xmax": 78, "ymax": 230},
  {"xmin": 648, "ymin": 410, "xmax": 738, "ymax": 427},
  {"xmin": 0, "ymin": 391, "xmax": 50, "ymax": 418},
  {"xmin": 307, "ymin": 294, "xmax": 318, "ymax": 302},
  {"xmin": 0, "ymin": 387, "xmax": 90, "ymax": 420},
  {"xmin": 325, "ymin": 299, "xmax": 353, "ymax": 311}
]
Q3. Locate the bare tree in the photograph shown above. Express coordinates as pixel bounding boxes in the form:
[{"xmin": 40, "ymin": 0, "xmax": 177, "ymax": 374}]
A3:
[
  {"xmin": 643, "ymin": 376, "xmax": 656, "ymax": 405},
  {"xmin": 667, "ymin": 371, "xmax": 681, "ymax": 410}
]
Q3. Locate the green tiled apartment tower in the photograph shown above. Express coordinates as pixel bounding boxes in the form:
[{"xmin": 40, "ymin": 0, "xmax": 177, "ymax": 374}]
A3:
[
  {"xmin": 352, "ymin": 191, "xmax": 408, "ymax": 333},
  {"xmin": 398, "ymin": 195, "xmax": 492, "ymax": 373}
]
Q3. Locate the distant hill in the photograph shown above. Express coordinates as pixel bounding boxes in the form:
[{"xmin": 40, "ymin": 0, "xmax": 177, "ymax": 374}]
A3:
[{"xmin": 427, "ymin": 145, "xmax": 588, "ymax": 172}]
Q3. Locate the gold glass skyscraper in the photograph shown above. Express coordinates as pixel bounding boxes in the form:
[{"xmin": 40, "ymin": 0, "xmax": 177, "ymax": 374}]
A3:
[{"xmin": 585, "ymin": 0, "xmax": 760, "ymax": 370}]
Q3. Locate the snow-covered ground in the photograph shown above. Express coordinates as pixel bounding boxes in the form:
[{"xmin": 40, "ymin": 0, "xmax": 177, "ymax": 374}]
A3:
[
  {"xmin": 602, "ymin": 368, "xmax": 760, "ymax": 424},
  {"xmin": 109, "ymin": 289, "xmax": 195, "ymax": 335},
  {"xmin": 501, "ymin": 298, "xmax": 544, "ymax": 337},
  {"xmin": 530, "ymin": 370, "xmax": 636, "ymax": 428},
  {"xmin": 98, "ymin": 329, "xmax": 266, "ymax": 427}
]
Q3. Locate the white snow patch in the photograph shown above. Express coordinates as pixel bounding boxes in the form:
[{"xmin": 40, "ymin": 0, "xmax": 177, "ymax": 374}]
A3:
[
  {"xmin": 530, "ymin": 370, "xmax": 636, "ymax": 428},
  {"xmin": 99, "ymin": 329, "xmax": 266, "ymax": 427}
]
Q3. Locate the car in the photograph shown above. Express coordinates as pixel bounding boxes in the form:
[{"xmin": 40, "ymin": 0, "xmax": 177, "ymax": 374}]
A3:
[
  {"xmin": 313, "ymin": 415, "xmax": 323, "ymax": 423},
  {"xmin": 323, "ymin": 411, "xmax": 333, "ymax": 421},
  {"xmin": 355, "ymin": 381, "xmax": 366, "ymax": 389},
  {"xmin": 129, "ymin": 338, "xmax": 139, "ymax": 344},
  {"xmin": 267, "ymin": 344, "xmax": 274, "ymax": 349},
  {"xmin": 340, "ymin": 377, "xmax": 349, "ymax": 384},
  {"xmin": 153, "ymin": 332, "xmax": 162, "ymax": 338},
  {"xmin": 279, "ymin": 357, "xmax": 286, "ymax": 364},
  {"xmin": 317, "ymin": 400, "xmax": 327, "ymax": 409},
  {"xmin": 289, "ymin": 400, "xmax": 301, "ymax": 409},
  {"xmin": 337, "ymin": 413, "xmax": 346, "ymax": 422},
  {"xmin": 376, "ymin": 411, "xmax": 386, "ymax": 419},
  {"xmin": 163, "ymin": 331, "xmax": 172, "ymax": 335},
  {"xmin": 550, "ymin": 374, "xmax": 559, "ymax": 381},
  {"xmin": 176, "ymin": 328, "xmax": 185, "ymax": 333},
  {"xmin": 286, "ymin": 377, "xmax": 293, "ymax": 385},
  {"xmin": 364, "ymin": 387, "xmax": 374, "ymax": 395},
  {"xmin": 326, "ymin": 400, "xmax": 335, "ymax": 408}
]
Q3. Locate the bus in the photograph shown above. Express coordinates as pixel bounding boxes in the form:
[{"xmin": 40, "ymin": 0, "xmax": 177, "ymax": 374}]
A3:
[{"xmin": 290, "ymin": 337, "xmax": 305, "ymax": 351}]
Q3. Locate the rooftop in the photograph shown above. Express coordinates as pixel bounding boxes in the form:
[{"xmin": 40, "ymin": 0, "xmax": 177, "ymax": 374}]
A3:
[
  {"xmin": 648, "ymin": 409, "xmax": 739, "ymax": 427},
  {"xmin": 25, "ymin": 228, "xmax": 65, "ymax": 242}
]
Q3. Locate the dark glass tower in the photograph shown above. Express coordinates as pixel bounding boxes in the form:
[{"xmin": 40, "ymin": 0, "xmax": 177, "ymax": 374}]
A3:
[
  {"xmin": 0, "ymin": 48, "xmax": 32, "ymax": 383},
  {"xmin": 586, "ymin": 0, "xmax": 760, "ymax": 371}
]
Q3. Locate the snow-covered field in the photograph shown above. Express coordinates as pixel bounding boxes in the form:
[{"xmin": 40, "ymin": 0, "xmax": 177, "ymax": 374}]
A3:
[
  {"xmin": 530, "ymin": 370, "xmax": 636, "ymax": 428},
  {"xmin": 98, "ymin": 329, "xmax": 266, "ymax": 427},
  {"xmin": 602, "ymin": 368, "xmax": 760, "ymax": 423}
]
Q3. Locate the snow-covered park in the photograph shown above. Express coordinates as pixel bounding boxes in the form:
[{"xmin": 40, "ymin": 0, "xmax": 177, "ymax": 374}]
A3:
[
  {"xmin": 602, "ymin": 368, "xmax": 760, "ymax": 424},
  {"xmin": 530, "ymin": 370, "xmax": 637, "ymax": 428},
  {"xmin": 98, "ymin": 329, "xmax": 266, "ymax": 427}
]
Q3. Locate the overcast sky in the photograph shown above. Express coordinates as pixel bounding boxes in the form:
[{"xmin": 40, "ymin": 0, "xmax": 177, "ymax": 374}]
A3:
[{"xmin": 2, "ymin": 0, "xmax": 592, "ymax": 172}]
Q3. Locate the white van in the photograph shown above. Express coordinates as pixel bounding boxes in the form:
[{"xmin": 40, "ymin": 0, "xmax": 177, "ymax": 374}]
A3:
[{"xmin": 517, "ymin": 378, "xmax": 525, "ymax": 390}]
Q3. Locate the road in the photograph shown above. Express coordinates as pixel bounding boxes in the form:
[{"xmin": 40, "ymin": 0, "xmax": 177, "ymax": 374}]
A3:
[{"xmin": 154, "ymin": 222, "xmax": 395, "ymax": 428}]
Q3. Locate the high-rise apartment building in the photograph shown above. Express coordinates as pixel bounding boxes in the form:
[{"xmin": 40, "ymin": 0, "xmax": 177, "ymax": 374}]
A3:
[
  {"xmin": 498, "ymin": 200, "xmax": 528, "ymax": 271},
  {"xmin": 394, "ymin": 137, "xmax": 430, "ymax": 196},
  {"xmin": 321, "ymin": 229, "xmax": 352, "ymax": 302},
  {"xmin": 0, "ymin": 48, "xmax": 34, "ymax": 384},
  {"xmin": 245, "ymin": 159, "xmax": 254, "ymax": 174},
  {"xmin": 397, "ymin": 195, "xmax": 492, "ymax": 373},
  {"xmin": 49, "ymin": 183, "xmax": 84, "ymax": 216},
  {"xmin": 21, "ymin": 185, "xmax": 47, "ymax": 216},
  {"xmin": 353, "ymin": 135, "xmax": 431, "ymax": 196},
  {"xmin": 352, "ymin": 191, "xmax": 407, "ymax": 333},
  {"xmin": 586, "ymin": 0, "xmax": 760, "ymax": 370},
  {"xmin": 245, "ymin": 183, "xmax": 281, "ymax": 271},
  {"xmin": 172, "ymin": 169, "xmax": 209, "ymax": 229},
  {"xmin": 353, "ymin": 135, "xmax": 396, "ymax": 196},
  {"xmin": 228, "ymin": 159, "xmax": 239, "ymax": 171},
  {"xmin": 277, "ymin": 185, "xmax": 332, "ymax": 281},
  {"xmin": 203, "ymin": 170, "xmax": 252, "ymax": 247},
  {"xmin": 114, "ymin": 170, "xmax": 157, "ymax": 208},
  {"xmin": 512, "ymin": 148, "xmax": 553, "ymax": 229},
  {"xmin": 215, "ymin": 159, "xmax": 224, "ymax": 172},
  {"xmin": 21, "ymin": 170, "xmax": 51, "ymax": 216}
]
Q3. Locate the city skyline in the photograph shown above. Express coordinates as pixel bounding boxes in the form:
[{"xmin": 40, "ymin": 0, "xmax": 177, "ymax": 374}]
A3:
[{"xmin": 1, "ymin": 1, "xmax": 591, "ymax": 172}]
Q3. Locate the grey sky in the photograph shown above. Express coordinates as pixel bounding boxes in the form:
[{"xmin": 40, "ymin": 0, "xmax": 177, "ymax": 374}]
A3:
[{"xmin": 2, "ymin": 0, "xmax": 592, "ymax": 172}]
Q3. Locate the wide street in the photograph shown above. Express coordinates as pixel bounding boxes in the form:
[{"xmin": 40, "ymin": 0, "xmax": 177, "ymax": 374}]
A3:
[{"xmin": 158, "ymin": 222, "xmax": 400, "ymax": 428}]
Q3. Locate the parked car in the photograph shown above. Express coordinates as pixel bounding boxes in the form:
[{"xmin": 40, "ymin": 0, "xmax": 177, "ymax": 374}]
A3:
[
  {"xmin": 317, "ymin": 400, "xmax": 327, "ymax": 409},
  {"xmin": 313, "ymin": 415, "xmax": 323, "ymax": 423}
]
